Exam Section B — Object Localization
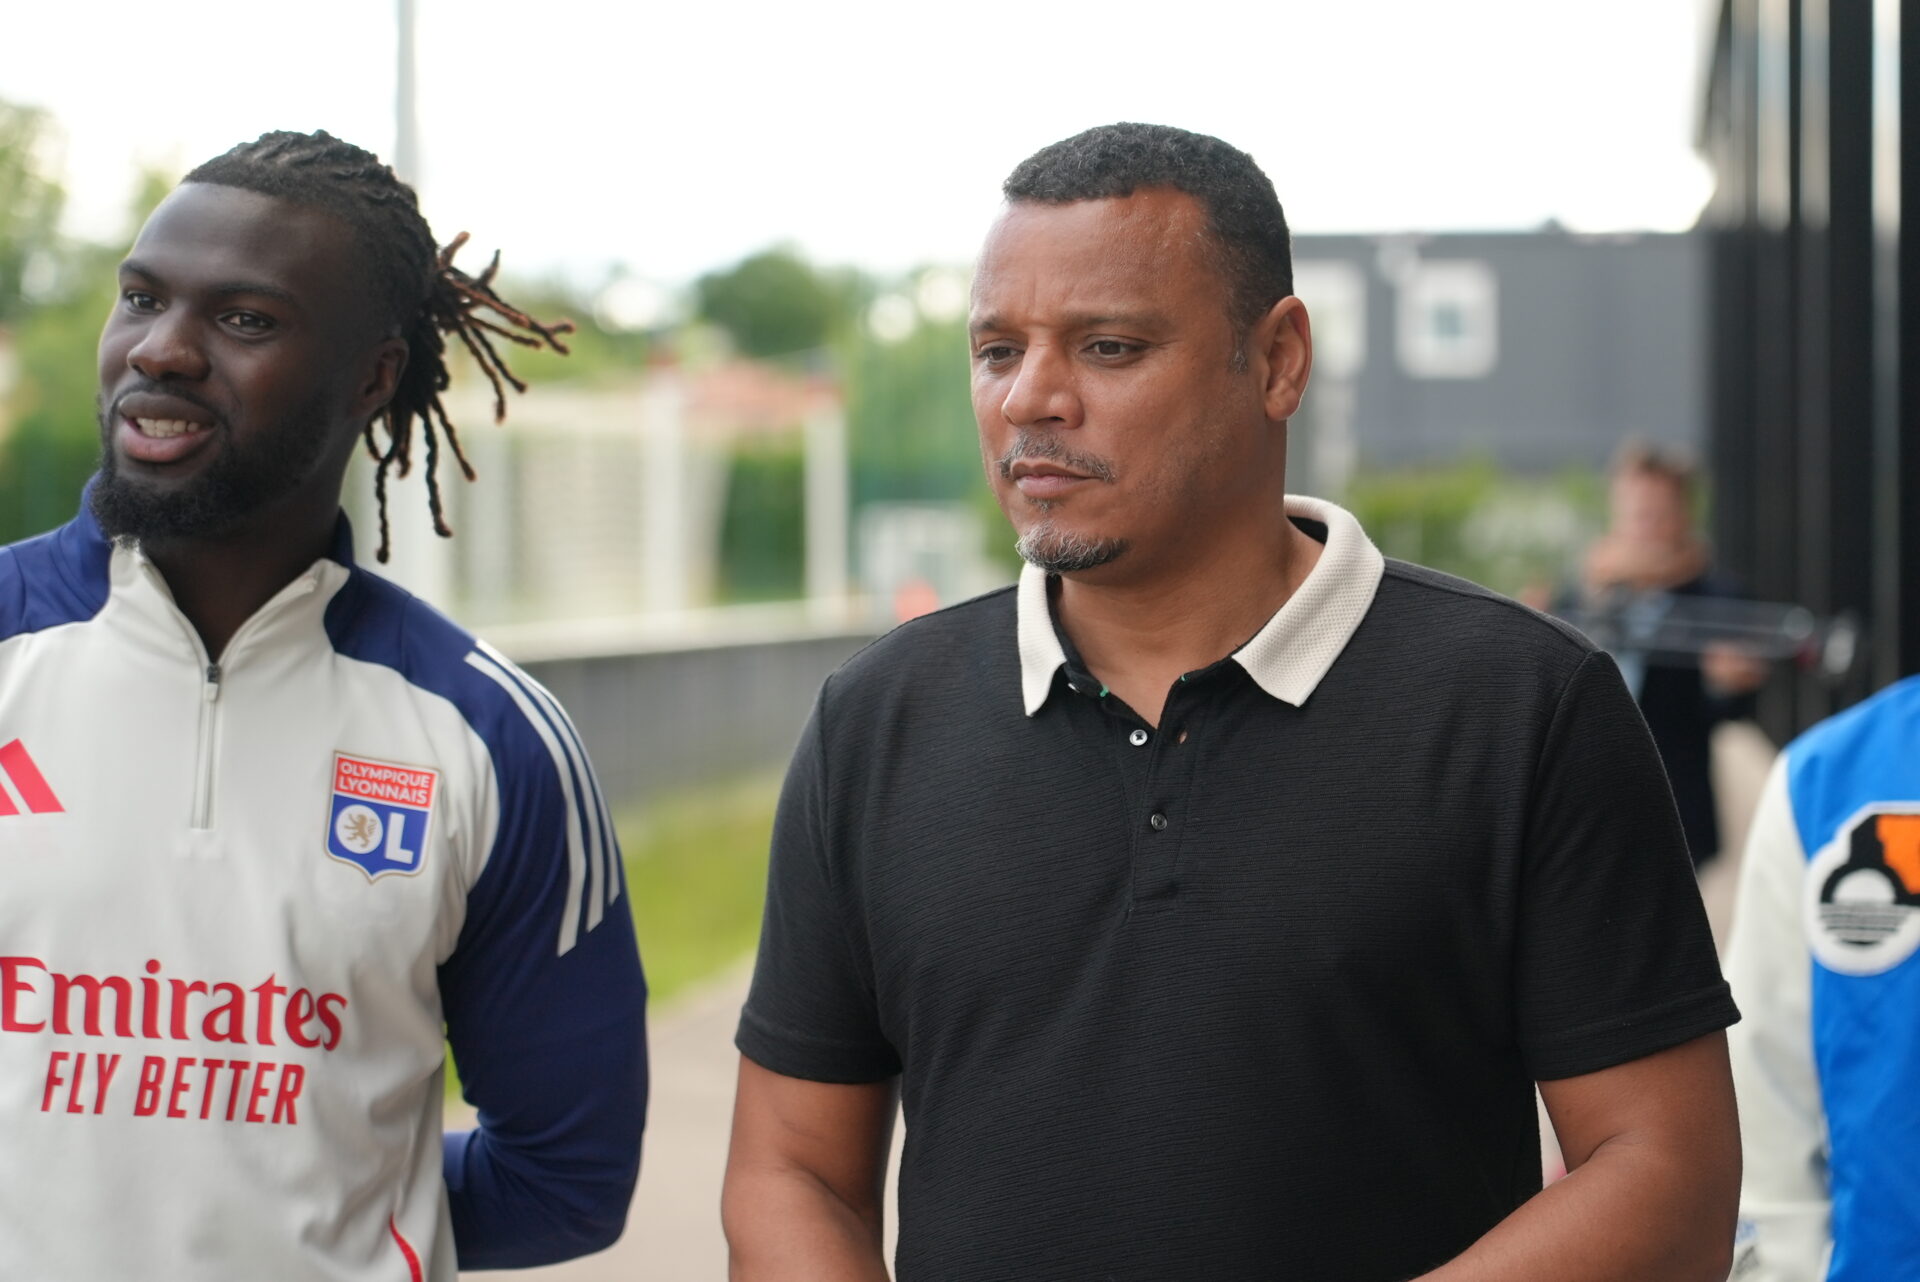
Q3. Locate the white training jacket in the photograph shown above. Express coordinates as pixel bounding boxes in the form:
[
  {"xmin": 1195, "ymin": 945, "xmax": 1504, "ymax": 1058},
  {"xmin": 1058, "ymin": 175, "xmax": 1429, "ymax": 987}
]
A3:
[{"xmin": 0, "ymin": 495, "xmax": 647, "ymax": 1281}]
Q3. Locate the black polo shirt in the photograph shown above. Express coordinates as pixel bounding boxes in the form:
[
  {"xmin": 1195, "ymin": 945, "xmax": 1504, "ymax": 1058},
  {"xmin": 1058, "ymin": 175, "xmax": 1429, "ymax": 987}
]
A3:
[{"xmin": 738, "ymin": 496, "xmax": 1738, "ymax": 1282}]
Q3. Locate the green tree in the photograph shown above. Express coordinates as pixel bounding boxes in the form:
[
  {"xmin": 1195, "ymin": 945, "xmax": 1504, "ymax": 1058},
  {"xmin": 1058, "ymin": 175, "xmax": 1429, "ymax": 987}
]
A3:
[
  {"xmin": 2, "ymin": 277, "xmax": 114, "ymax": 535},
  {"xmin": 0, "ymin": 139, "xmax": 173, "ymax": 543},
  {"xmin": 843, "ymin": 309, "xmax": 977, "ymax": 506},
  {"xmin": 715, "ymin": 438, "xmax": 805, "ymax": 602},
  {"xmin": 694, "ymin": 247, "xmax": 857, "ymax": 360},
  {"xmin": 0, "ymin": 101, "xmax": 65, "ymax": 326}
]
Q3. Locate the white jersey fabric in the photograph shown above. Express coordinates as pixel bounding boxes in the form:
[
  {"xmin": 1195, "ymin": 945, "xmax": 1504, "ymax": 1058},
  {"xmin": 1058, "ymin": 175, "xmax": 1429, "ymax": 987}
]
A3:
[{"xmin": 0, "ymin": 498, "xmax": 647, "ymax": 1280}]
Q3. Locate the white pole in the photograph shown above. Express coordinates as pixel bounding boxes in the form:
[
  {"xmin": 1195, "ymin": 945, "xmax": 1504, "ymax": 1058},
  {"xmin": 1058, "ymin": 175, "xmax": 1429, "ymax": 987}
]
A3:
[
  {"xmin": 641, "ymin": 374, "xmax": 690, "ymax": 614},
  {"xmin": 374, "ymin": 0, "xmax": 457, "ymax": 608},
  {"xmin": 394, "ymin": 0, "xmax": 418, "ymax": 182},
  {"xmin": 804, "ymin": 405, "xmax": 850, "ymax": 622}
]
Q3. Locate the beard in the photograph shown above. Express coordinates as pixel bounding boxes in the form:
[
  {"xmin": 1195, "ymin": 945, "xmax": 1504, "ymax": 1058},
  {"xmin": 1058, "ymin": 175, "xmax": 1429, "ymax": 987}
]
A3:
[
  {"xmin": 89, "ymin": 389, "xmax": 339, "ymax": 544},
  {"xmin": 1015, "ymin": 518, "xmax": 1130, "ymax": 574},
  {"xmin": 997, "ymin": 428, "xmax": 1129, "ymax": 574}
]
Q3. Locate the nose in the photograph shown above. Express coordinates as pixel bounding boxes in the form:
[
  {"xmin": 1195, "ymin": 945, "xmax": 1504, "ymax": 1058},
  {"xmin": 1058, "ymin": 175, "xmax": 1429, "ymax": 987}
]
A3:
[
  {"xmin": 123, "ymin": 309, "xmax": 210, "ymax": 383},
  {"xmin": 998, "ymin": 343, "xmax": 1082, "ymax": 431}
]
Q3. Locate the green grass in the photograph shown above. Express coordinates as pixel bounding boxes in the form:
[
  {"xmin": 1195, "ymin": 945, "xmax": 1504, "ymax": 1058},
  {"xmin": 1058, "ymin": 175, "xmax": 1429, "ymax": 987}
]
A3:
[
  {"xmin": 619, "ymin": 773, "xmax": 781, "ymax": 1004},
  {"xmin": 446, "ymin": 773, "xmax": 780, "ymax": 1101}
]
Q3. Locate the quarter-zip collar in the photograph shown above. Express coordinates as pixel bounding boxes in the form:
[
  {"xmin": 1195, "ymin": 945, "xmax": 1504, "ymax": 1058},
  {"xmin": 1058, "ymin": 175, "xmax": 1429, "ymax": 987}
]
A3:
[
  {"xmin": 74, "ymin": 495, "xmax": 359, "ymax": 832},
  {"xmin": 53, "ymin": 483, "xmax": 359, "ymax": 670},
  {"xmin": 94, "ymin": 506, "xmax": 358, "ymax": 675}
]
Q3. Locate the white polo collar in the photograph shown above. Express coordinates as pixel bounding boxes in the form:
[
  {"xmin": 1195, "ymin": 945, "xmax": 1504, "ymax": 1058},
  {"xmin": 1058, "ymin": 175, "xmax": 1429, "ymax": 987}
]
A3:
[{"xmin": 1016, "ymin": 495, "xmax": 1385, "ymax": 716}]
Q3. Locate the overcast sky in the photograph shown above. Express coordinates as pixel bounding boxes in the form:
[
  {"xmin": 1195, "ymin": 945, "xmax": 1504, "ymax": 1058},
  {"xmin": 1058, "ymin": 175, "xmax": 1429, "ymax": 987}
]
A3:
[{"xmin": 5, "ymin": 0, "xmax": 1716, "ymax": 291}]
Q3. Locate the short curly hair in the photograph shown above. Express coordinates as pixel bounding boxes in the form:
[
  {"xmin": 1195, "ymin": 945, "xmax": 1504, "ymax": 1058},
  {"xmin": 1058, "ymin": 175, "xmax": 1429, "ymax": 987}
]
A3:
[{"xmin": 1002, "ymin": 122, "xmax": 1293, "ymax": 353}]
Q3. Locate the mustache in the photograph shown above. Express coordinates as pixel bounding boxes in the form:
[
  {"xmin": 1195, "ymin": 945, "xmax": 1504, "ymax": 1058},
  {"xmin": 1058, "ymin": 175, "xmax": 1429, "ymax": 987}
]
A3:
[
  {"xmin": 995, "ymin": 431, "xmax": 1116, "ymax": 483},
  {"xmin": 101, "ymin": 381, "xmax": 223, "ymax": 426}
]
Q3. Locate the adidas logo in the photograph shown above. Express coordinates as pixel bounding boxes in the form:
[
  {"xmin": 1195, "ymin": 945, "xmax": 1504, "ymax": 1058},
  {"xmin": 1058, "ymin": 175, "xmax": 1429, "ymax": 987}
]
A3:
[{"xmin": 0, "ymin": 740, "xmax": 63, "ymax": 816}]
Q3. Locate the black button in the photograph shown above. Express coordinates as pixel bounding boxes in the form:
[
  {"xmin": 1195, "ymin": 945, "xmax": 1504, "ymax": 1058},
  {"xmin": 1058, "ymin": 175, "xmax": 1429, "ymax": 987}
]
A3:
[{"xmin": 1148, "ymin": 812, "xmax": 1169, "ymax": 831}]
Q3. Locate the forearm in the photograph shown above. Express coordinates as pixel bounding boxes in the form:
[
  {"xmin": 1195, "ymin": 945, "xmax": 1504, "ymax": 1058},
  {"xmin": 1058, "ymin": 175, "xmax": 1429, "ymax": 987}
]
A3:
[
  {"xmin": 723, "ymin": 1164, "xmax": 891, "ymax": 1281},
  {"xmin": 442, "ymin": 907, "xmax": 649, "ymax": 1266},
  {"xmin": 444, "ymin": 1106, "xmax": 643, "ymax": 1267},
  {"xmin": 1415, "ymin": 1135, "xmax": 1735, "ymax": 1282}
]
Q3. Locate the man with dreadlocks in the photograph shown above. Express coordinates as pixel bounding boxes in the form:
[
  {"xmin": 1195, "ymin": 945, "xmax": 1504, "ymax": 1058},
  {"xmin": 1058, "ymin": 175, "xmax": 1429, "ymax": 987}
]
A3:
[{"xmin": 0, "ymin": 131, "xmax": 646, "ymax": 1279}]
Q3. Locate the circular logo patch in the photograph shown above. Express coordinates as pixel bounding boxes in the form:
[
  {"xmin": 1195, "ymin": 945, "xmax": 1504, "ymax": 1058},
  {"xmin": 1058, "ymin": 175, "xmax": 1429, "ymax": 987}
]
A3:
[
  {"xmin": 333, "ymin": 803, "xmax": 386, "ymax": 856},
  {"xmin": 1804, "ymin": 804, "xmax": 1920, "ymax": 975}
]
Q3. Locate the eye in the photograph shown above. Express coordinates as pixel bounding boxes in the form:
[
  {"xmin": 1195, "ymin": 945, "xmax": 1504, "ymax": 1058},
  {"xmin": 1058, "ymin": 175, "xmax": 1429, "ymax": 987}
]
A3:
[
  {"xmin": 221, "ymin": 310, "xmax": 275, "ymax": 335},
  {"xmin": 122, "ymin": 290, "xmax": 160, "ymax": 312},
  {"xmin": 974, "ymin": 343, "xmax": 1020, "ymax": 367},
  {"xmin": 1087, "ymin": 339, "xmax": 1135, "ymax": 359}
]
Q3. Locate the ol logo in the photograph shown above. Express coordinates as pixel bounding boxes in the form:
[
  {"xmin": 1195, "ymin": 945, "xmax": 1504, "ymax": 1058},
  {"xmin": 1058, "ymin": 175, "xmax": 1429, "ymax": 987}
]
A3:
[
  {"xmin": 324, "ymin": 753, "xmax": 438, "ymax": 881},
  {"xmin": 1804, "ymin": 803, "xmax": 1920, "ymax": 975}
]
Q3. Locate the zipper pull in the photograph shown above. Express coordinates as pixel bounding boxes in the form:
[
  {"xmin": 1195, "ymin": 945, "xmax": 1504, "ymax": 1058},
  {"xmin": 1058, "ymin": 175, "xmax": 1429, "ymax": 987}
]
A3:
[{"xmin": 205, "ymin": 663, "xmax": 222, "ymax": 703}]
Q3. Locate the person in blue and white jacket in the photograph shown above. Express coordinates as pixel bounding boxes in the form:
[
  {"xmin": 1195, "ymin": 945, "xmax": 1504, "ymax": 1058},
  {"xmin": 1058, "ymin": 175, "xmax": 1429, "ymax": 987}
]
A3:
[
  {"xmin": 1727, "ymin": 673, "xmax": 1920, "ymax": 1280},
  {"xmin": 0, "ymin": 130, "xmax": 646, "ymax": 1280}
]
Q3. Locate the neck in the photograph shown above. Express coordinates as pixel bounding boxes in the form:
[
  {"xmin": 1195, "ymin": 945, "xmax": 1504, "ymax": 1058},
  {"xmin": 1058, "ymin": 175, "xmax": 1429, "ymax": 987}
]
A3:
[
  {"xmin": 1054, "ymin": 501, "xmax": 1323, "ymax": 726},
  {"xmin": 142, "ymin": 499, "xmax": 340, "ymax": 661}
]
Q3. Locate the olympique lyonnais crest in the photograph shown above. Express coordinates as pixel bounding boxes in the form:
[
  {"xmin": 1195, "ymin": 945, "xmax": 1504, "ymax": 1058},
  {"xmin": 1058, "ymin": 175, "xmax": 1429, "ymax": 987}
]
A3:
[{"xmin": 324, "ymin": 753, "xmax": 438, "ymax": 881}]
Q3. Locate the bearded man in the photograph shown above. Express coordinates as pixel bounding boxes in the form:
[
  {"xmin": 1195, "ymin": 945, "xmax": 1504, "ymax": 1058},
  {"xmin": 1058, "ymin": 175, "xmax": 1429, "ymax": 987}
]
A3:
[{"xmin": 0, "ymin": 131, "xmax": 646, "ymax": 1279}]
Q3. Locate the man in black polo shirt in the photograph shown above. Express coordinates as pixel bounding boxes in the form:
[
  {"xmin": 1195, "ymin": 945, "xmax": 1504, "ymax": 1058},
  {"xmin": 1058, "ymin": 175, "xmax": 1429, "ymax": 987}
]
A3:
[{"xmin": 723, "ymin": 123, "xmax": 1740, "ymax": 1281}]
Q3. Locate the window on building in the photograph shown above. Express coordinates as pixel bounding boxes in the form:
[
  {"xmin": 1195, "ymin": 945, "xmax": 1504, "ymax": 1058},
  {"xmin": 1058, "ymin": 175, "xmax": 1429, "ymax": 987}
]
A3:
[{"xmin": 1397, "ymin": 260, "xmax": 1498, "ymax": 379}]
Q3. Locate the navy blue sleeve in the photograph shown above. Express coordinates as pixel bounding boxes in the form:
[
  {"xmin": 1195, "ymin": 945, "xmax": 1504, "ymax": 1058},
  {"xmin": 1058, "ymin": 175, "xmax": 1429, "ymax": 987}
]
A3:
[
  {"xmin": 437, "ymin": 657, "xmax": 648, "ymax": 1268},
  {"xmin": 0, "ymin": 546, "xmax": 25, "ymax": 637},
  {"xmin": 0, "ymin": 505, "xmax": 114, "ymax": 639}
]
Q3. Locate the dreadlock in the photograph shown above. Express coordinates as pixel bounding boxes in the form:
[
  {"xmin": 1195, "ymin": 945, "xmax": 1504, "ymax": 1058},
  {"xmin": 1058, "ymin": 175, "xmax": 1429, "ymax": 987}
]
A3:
[{"xmin": 183, "ymin": 130, "xmax": 572, "ymax": 562}]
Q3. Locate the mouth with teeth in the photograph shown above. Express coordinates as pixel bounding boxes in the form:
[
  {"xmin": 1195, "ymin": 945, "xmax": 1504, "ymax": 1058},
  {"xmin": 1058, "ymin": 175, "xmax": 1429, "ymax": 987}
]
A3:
[
  {"xmin": 118, "ymin": 412, "xmax": 216, "ymax": 466},
  {"xmin": 134, "ymin": 418, "xmax": 205, "ymax": 439}
]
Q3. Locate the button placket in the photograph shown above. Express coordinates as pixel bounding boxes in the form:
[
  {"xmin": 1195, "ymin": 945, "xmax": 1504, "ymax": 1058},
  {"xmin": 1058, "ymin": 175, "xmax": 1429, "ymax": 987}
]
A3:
[{"xmin": 1125, "ymin": 680, "xmax": 1207, "ymax": 906}]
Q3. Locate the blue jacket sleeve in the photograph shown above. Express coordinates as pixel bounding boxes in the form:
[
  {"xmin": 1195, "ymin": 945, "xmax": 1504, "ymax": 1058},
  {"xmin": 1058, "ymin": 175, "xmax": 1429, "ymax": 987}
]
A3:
[{"xmin": 437, "ymin": 669, "xmax": 648, "ymax": 1268}]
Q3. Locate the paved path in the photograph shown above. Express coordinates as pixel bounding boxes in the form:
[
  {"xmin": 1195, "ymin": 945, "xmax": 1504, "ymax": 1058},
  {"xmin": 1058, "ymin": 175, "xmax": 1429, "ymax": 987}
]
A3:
[{"xmin": 470, "ymin": 723, "xmax": 1777, "ymax": 1279}]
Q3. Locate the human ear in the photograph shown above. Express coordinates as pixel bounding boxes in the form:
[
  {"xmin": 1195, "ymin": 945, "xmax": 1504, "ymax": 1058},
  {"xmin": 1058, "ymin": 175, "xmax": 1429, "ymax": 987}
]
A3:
[
  {"xmin": 1257, "ymin": 296, "xmax": 1313, "ymax": 423},
  {"xmin": 354, "ymin": 337, "xmax": 411, "ymax": 421}
]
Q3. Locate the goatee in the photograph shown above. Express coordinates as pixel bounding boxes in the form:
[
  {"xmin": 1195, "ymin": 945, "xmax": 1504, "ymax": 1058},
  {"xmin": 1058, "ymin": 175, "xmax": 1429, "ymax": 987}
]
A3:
[{"xmin": 1016, "ymin": 521, "xmax": 1128, "ymax": 574}]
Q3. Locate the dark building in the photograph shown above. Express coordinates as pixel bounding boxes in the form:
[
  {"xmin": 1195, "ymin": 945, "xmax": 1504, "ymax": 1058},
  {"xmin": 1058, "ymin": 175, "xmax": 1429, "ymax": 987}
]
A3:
[
  {"xmin": 1288, "ymin": 230, "xmax": 1707, "ymax": 486},
  {"xmin": 1699, "ymin": 0, "xmax": 1920, "ymax": 736}
]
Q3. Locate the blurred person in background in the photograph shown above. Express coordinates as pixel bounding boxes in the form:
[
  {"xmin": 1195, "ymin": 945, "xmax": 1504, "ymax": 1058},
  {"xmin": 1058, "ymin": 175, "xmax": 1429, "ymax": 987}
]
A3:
[
  {"xmin": 1724, "ymin": 672, "xmax": 1920, "ymax": 1279},
  {"xmin": 1562, "ymin": 442, "xmax": 1769, "ymax": 868},
  {"xmin": 723, "ymin": 122, "xmax": 1740, "ymax": 1282},
  {"xmin": 0, "ymin": 131, "xmax": 646, "ymax": 1279}
]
